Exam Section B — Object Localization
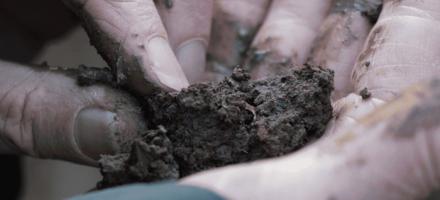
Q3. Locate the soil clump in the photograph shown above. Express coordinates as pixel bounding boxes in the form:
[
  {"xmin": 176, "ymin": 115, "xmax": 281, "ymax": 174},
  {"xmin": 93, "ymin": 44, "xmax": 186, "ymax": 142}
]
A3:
[{"xmin": 88, "ymin": 65, "xmax": 333, "ymax": 188}]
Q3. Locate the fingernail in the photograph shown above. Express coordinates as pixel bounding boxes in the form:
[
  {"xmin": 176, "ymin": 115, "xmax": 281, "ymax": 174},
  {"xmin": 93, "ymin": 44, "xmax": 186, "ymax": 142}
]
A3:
[
  {"xmin": 74, "ymin": 108, "xmax": 119, "ymax": 161},
  {"xmin": 176, "ymin": 39, "xmax": 207, "ymax": 83},
  {"xmin": 148, "ymin": 37, "xmax": 190, "ymax": 91}
]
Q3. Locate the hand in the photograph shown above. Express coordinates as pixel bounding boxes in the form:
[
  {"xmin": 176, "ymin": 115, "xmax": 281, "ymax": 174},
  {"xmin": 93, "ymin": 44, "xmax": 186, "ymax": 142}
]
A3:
[
  {"xmin": 63, "ymin": 0, "xmax": 214, "ymax": 94},
  {"xmin": 208, "ymin": 0, "xmax": 378, "ymax": 99},
  {"xmin": 0, "ymin": 0, "xmax": 214, "ymax": 165},
  {"xmin": 182, "ymin": 81, "xmax": 440, "ymax": 199},
  {"xmin": 207, "ymin": 0, "xmax": 333, "ymax": 79},
  {"xmin": 0, "ymin": 61, "xmax": 145, "ymax": 165},
  {"xmin": 181, "ymin": 0, "xmax": 440, "ymax": 199}
]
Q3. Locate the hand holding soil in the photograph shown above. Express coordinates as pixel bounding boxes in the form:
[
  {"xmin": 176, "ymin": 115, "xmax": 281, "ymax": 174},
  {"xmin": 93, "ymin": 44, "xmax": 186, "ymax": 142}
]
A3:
[
  {"xmin": 182, "ymin": 0, "xmax": 440, "ymax": 199},
  {"xmin": 63, "ymin": 0, "xmax": 214, "ymax": 94},
  {"xmin": 1, "ymin": 0, "xmax": 440, "ymax": 199}
]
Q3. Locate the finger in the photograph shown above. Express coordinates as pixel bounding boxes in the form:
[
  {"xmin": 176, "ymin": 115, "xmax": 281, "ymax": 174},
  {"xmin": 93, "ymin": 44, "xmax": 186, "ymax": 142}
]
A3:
[
  {"xmin": 326, "ymin": 0, "xmax": 440, "ymax": 141},
  {"xmin": 207, "ymin": 0, "xmax": 271, "ymax": 78},
  {"xmin": 309, "ymin": 1, "xmax": 378, "ymax": 100},
  {"xmin": 353, "ymin": 0, "xmax": 440, "ymax": 101},
  {"xmin": 324, "ymin": 93, "xmax": 385, "ymax": 136},
  {"xmin": 63, "ymin": 0, "xmax": 189, "ymax": 95},
  {"xmin": 155, "ymin": 0, "xmax": 213, "ymax": 83},
  {"xmin": 0, "ymin": 61, "xmax": 145, "ymax": 166},
  {"xmin": 313, "ymin": 81, "xmax": 440, "ymax": 200},
  {"xmin": 247, "ymin": 0, "xmax": 332, "ymax": 79},
  {"xmin": 182, "ymin": 79, "xmax": 440, "ymax": 199}
]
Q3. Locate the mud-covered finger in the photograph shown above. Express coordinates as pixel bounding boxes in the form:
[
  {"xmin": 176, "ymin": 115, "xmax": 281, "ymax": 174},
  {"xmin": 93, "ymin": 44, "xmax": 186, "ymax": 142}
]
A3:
[
  {"xmin": 309, "ymin": 0, "xmax": 380, "ymax": 100},
  {"xmin": 155, "ymin": 0, "xmax": 213, "ymax": 83},
  {"xmin": 247, "ymin": 0, "xmax": 332, "ymax": 79},
  {"xmin": 63, "ymin": 0, "xmax": 189, "ymax": 95},
  {"xmin": 207, "ymin": 0, "xmax": 271, "ymax": 78},
  {"xmin": 316, "ymin": 80, "xmax": 440, "ymax": 200},
  {"xmin": 352, "ymin": 0, "xmax": 440, "ymax": 101},
  {"xmin": 0, "ymin": 61, "xmax": 145, "ymax": 166}
]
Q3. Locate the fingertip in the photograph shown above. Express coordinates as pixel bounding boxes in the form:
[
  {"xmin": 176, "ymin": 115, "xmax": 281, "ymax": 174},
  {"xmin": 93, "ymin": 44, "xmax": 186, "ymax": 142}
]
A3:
[
  {"xmin": 147, "ymin": 37, "xmax": 190, "ymax": 91},
  {"xmin": 74, "ymin": 108, "xmax": 118, "ymax": 163},
  {"xmin": 176, "ymin": 39, "xmax": 208, "ymax": 83},
  {"xmin": 73, "ymin": 95, "xmax": 146, "ymax": 166},
  {"xmin": 247, "ymin": 0, "xmax": 332, "ymax": 79},
  {"xmin": 156, "ymin": 0, "xmax": 213, "ymax": 84}
]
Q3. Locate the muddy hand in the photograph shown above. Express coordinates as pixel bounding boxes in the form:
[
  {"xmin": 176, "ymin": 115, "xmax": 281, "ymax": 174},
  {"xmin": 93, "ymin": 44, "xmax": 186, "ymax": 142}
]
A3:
[
  {"xmin": 327, "ymin": 0, "xmax": 440, "ymax": 134},
  {"xmin": 309, "ymin": 0, "xmax": 380, "ymax": 100},
  {"xmin": 181, "ymin": 0, "xmax": 440, "ymax": 199},
  {"xmin": 209, "ymin": 0, "xmax": 380, "ymax": 99},
  {"xmin": 206, "ymin": 0, "xmax": 270, "ymax": 79},
  {"xmin": 0, "ymin": 61, "xmax": 146, "ymax": 165},
  {"xmin": 207, "ymin": 0, "xmax": 332, "ymax": 79},
  {"xmin": 63, "ymin": 0, "xmax": 213, "ymax": 94},
  {"xmin": 246, "ymin": 0, "xmax": 334, "ymax": 79},
  {"xmin": 248, "ymin": 0, "xmax": 382, "ymax": 97}
]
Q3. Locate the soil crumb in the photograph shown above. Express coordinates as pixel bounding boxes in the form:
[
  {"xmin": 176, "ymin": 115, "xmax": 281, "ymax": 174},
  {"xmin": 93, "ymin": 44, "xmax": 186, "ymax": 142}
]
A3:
[
  {"xmin": 96, "ymin": 65, "xmax": 333, "ymax": 189},
  {"xmin": 360, "ymin": 87, "xmax": 371, "ymax": 99},
  {"xmin": 163, "ymin": 0, "xmax": 173, "ymax": 9}
]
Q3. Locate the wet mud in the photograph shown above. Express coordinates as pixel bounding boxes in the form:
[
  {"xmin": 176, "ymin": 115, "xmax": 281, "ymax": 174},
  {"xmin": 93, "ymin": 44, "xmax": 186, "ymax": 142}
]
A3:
[{"xmin": 83, "ymin": 65, "xmax": 334, "ymax": 188}]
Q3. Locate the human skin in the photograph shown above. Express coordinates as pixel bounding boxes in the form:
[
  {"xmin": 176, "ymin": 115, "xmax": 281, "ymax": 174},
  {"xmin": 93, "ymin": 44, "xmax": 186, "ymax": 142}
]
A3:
[
  {"xmin": 1, "ymin": 0, "xmax": 440, "ymax": 198},
  {"xmin": 0, "ymin": 61, "xmax": 145, "ymax": 165},
  {"xmin": 63, "ymin": 0, "xmax": 214, "ymax": 94},
  {"xmin": 0, "ymin": 0, "xmax": 213, "ymax": 164},
  {"xmin": 309, "ymin": 7, "xmax": 372, "ymax": 100},
  {"xmin": 182, "ymin": 80, "xmax": 440, "ymax": 200},
  {"xmin": 181, "ymin": 0, "xmax": 440, "ymax": 199},
  {"xmin": 207, "ymin": 0, "xmax": 333, "ymax": 79}
]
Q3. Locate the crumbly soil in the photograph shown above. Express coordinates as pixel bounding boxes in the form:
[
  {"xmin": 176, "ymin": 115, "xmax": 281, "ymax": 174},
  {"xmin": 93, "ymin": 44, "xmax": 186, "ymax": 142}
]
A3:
[{"xmin": 84, "ymin": 65, "xmax": 333, "ymax": 189}]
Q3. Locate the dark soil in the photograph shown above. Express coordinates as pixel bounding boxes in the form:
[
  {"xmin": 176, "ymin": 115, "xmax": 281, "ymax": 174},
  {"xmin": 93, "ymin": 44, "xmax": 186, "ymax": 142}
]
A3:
[{"xmin": 89, "ymin": 65, "xmax": 333, "ymax": 189}]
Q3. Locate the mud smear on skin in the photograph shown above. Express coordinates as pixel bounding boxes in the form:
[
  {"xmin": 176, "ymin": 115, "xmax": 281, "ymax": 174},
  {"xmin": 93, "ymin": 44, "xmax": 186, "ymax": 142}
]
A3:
[
  {"xmin": 73, "ymin": 65, "xmax": 334, "ymax": 188},
  {"xmin": 332, "ymin": 0, "xmax": 383, "ymax": 23}
]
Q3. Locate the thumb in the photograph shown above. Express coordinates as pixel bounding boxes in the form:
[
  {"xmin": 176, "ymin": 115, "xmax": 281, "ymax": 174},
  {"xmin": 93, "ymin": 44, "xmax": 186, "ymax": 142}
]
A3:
[{"xmin": 0, "ymin": 61, "xmax": 145, "ymax": 165}]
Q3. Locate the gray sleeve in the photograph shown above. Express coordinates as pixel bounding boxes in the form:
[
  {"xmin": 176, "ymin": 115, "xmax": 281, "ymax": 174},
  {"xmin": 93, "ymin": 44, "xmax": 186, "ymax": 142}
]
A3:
[{"xmin": 70, "ymin": 182, "xmax": 225, "ymax": 200}]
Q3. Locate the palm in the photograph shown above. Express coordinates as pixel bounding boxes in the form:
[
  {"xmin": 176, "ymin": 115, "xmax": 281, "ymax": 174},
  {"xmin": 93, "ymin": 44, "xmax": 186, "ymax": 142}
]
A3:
[{"xmin": 181, "ymin": 0, "xmax": 440, "ymax": 199}]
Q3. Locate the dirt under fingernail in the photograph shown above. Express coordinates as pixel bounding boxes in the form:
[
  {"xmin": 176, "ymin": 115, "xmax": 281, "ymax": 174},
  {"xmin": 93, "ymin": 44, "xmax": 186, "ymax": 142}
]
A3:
[{"xmin": 85, "ymin": 64, "xmax": 334, "ymax": 189}]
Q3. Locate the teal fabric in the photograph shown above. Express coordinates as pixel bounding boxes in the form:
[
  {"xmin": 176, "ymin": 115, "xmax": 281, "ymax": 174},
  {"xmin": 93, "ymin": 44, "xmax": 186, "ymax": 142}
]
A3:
[{"xmin": 70, "ymin": 182, "xmax": 224, "ymax": 200}]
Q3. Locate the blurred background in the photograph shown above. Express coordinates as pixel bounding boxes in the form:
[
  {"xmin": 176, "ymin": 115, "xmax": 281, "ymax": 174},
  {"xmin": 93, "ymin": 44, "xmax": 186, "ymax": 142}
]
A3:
[{"xmin": 19, "ymin": 27, "xmax": 106, "ymax": 200}]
